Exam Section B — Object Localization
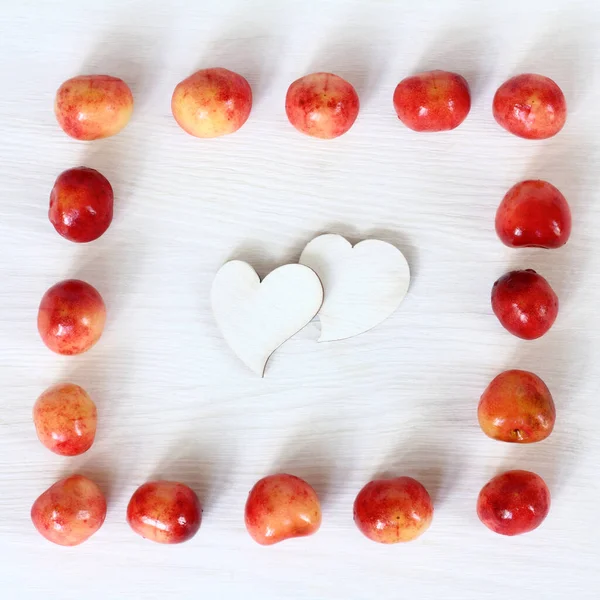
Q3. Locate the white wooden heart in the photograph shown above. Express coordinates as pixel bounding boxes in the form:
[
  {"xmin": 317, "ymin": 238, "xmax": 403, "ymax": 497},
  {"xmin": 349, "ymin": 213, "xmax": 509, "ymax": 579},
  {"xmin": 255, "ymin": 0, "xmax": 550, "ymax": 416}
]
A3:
[
  {"xmin": 211, "ymin": 261, "xmax": 324, "ymax": 376},
  {"xmin": 299, "ymin": 234, "xmax": 410, "ymax": 342}
]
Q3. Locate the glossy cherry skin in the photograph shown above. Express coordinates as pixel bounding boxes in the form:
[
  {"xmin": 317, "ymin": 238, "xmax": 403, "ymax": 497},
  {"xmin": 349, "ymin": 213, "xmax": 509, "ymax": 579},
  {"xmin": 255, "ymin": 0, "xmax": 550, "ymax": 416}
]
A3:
[
  {"xmin": 496, "ymin": 180, "xmax": 571, "ymax": 249},
  {"xmin": 31, "ymin": 475, "xmax": 107, "ymax": 546},
  {"xmin": 493, "ymin": 74, "xmax": 566, "ymax": 139},
  {"xmin": 393, "ymin": 70, "xmax": 471, "ymax": 132},
  {"xmin": 55, "ymin": 75, "xmax": 133, "ymax": 140},
  {"xmin": 285, "ymin": 73, "xmax": 359, "ymax": 139},
  {"xmin": 127, "ymin": 481, "xmax": 202, "ymax": 544},
  {"xmin": 491, "ymin": 270, "xmax": 558, "ymax": 340},
  {"xmin": 478, "ymin": 370, "xmax": 555, "ymax": 443},
  {"xmin": 477, "ymin": 470, "xmax": 550, "ymax": 535},
  {"xmin": 171, "ymin": 68, "xmax": 252, "ymax": 138},
  {"xmin": 37, "ymin": 279, "xmax": 106, "ymax": 355},
  {"xmin": 244, "ymin": 474, "xmax": 322, "ymax": 545},
  {"xmin": 49, "ymin": 167, "xmax": 114, "ymax": 243},
  {"xmin": 33, "ymin": 383, "xmax": 97, "ymax": 456},
  {"xmin": 353, "ymin": 477, "xmax": 433, "ymax": 543}
]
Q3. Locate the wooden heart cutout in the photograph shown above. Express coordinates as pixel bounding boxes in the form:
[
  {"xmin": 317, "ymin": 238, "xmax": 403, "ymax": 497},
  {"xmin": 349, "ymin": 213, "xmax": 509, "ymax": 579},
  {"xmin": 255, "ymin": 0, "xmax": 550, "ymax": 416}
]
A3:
[
  {"xmin": 299, "ymin": 234, "xmax": 410, "ymax": 342},
  {"xmin": 211, "ymin": 261, "xmax": 324, "ymax": 376}
]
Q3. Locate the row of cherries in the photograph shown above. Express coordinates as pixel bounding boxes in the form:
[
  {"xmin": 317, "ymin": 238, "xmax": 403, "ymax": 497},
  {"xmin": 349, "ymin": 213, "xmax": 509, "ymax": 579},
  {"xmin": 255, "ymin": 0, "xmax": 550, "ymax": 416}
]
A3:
[
  {"xmin": 478, "ymin": 44, "xmax": 571, "ymax": 543},
  {"xmin": 55, "ymin": 69, "xmax": 567, "ymax": 141},
  {"xmin": 32, "ymin": 466, "xmax": 550, "ymax": 546}
]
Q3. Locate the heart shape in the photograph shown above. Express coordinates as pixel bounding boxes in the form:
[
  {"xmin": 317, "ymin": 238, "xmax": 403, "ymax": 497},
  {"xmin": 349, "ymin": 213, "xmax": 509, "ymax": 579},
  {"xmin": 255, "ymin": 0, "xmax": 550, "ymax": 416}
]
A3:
[
  {"xmin": 211, "ymin": 261, "xmax": 323, "ymax": 376},
  {"xmin": 299, "ymin": 234, "xmax": 410, "ymax": 341}
]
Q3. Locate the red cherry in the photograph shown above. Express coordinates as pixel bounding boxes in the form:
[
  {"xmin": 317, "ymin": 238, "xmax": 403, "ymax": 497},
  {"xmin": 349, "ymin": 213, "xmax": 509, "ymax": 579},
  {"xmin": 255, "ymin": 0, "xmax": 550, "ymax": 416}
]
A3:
[
  {"xmin": 353, "ymin": 477, "xmax": 433, "ymax": 543},
  {"xmin": 491, "ymin": 270, "xmax": 558, "ymax": 340},
  {"xmin": 492, "ymin": 74, "xmax": 566, "ymax": 139},
  {"xmin": 127, "ymin": 481, "xmax": 202, "ymax": 544},
  {"xmin": 37, "ymin": 279, "xmax": 106, "ymax": 355},
  {"xmin": 393, "ymin": 70, "xmax": 471, "ymax": 132},
  {"xmin": 49, "ymin": 167, "xmax": 114, "ymax": 243},
  {"xmin": 496, "ymin": 180, "xmax": 571, "ymax": 249},
  {"xmin": 477, "ymin": 470, "xmax": 550, "ymax": 536}
]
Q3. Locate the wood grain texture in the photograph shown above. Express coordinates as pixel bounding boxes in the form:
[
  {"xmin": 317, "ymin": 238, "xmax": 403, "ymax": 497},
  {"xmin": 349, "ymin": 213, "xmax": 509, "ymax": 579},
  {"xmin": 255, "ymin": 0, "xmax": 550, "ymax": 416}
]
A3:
[{"xmin": 1, "ymin": 0, "xmax": 599, "ymax": 598}]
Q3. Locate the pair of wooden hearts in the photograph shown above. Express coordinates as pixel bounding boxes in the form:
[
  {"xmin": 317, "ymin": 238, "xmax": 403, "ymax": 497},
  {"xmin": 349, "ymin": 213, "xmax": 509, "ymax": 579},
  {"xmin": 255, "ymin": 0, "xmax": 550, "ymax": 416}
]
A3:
[{"xmin": 211, "ymin": 234, "xmax": 411, "ymax": 376}]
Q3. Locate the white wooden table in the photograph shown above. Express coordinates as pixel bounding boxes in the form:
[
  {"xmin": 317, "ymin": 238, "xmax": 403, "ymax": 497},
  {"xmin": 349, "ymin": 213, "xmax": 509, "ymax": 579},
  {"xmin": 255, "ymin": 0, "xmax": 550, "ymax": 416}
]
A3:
[{"xmin": 1, "ymin": 0, "xmax": 599, "ymax": 598}]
